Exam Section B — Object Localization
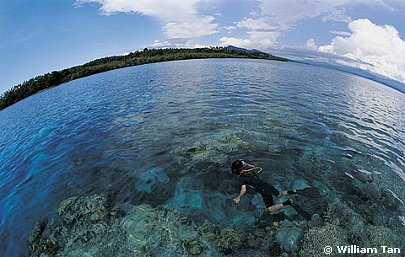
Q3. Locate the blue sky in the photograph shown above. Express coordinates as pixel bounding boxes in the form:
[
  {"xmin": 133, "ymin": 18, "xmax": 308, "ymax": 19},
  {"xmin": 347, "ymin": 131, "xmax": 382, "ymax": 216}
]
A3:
[{"xmin": 1, "ymin": 0, "xmax": 405, "ymax": 94}]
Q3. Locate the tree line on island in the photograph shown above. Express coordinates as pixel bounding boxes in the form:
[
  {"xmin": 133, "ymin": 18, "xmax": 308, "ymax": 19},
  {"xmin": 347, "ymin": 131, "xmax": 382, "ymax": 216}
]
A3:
[{"xmin": 0, "ymin": 46, "xmax": 288, "ymax": 110}]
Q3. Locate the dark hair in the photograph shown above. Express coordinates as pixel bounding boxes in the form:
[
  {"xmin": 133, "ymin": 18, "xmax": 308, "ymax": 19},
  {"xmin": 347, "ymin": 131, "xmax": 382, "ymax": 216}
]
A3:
[{"xmin": 231, "ymin": 160, "xmax": 244, "ymax": 175}]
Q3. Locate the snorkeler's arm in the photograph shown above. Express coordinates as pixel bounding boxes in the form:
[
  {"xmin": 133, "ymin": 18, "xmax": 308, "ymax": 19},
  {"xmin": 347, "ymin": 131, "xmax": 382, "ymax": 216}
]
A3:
[
  {"xmin": 245, "ymin": 163, "xmax": 255, "ymax": 168},
  {"xmin": 233, "ymin": 185, "xmax": 247, "ymax": 203}
]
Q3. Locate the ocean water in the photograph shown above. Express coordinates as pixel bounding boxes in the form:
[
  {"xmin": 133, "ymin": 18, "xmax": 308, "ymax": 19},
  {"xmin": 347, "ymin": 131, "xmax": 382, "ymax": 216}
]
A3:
[{"xmin": 0, "ymin": 59, "xmax": 404, "ymax": 256}]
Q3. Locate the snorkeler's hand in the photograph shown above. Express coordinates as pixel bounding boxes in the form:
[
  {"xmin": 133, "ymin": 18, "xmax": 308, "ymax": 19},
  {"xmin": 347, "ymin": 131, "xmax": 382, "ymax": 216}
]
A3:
[{"xmin": 233, "ymin": 197, "xmax": 241, "ymax": 204}]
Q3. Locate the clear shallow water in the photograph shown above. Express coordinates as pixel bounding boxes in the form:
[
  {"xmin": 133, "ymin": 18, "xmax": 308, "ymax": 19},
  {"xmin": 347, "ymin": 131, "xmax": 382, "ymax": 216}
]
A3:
[{"xmin": 0, "ymin": 59, "xmax": 404, "ymax": 256}]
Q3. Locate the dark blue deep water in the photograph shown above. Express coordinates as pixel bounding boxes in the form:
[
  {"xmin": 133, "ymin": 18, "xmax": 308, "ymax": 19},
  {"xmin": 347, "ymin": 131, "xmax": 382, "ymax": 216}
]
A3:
[{"xmin": 0, "ymin": 59, "xmax": 404, "ymax": 256}]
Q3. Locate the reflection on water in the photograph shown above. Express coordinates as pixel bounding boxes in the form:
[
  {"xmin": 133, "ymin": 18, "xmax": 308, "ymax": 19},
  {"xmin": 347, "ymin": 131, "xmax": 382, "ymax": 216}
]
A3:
[{"xmin": 0, "ymin": 59, "xmax": 404, "ymax": 256}]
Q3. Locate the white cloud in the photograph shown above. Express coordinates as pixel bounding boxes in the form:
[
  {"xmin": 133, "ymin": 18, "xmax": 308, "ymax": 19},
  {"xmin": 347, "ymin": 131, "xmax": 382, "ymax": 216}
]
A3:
[
  {"xmin": 321, "ymin": 8, "xmax": 352, "ymax": 23},
  {"xmin": 330, "ymin": 30, "xmax": 352, "ymax": 36},
  {"xmin": 220, "ymin": 0, "xmax": 401, "ymax": 54},
  {"xmin": 236, "ymin": 18, "xmax": 277, "ymax": 31},
  {"xmin": 151, "ymin": 40, "xmax": 172, "ymax": 48},
  {"xmin": 305, "ymin": 38, "xmax": 317, "ymax": 50},
  {"xmin": 248, "ymin": 31, "xmax": 280, "ymax": 46},
  {"xmin": 257, "ymin": 0, "xmax": 391, "ymax": 27},
  {"xmin": 223, "ymin": 25, "xmax": 237, "ymax": 31},
  {"xmin": 150, "ymin": 38, "xmax": 208, "ymax": 49},
  {"xmin": 319, "ymin": 19, "xmax": 405, "ymax": 83},
  {"xmin": 219, "ymin": 37, "xmax": 253, "ymax": 48},
  {"xmin": 76, "ymin": 0, "xmax": 197, "ymax": 19},
  {"xmin": 219, "ymin": 31, "xmax": 280, "ymax": 49},
  {"xmin": 163, "ymin": 16, "xmax": 218, "ymax": 38},
  {"xmin": 76, "ymin": 0, "xmax": 218, "ymax": 38}
]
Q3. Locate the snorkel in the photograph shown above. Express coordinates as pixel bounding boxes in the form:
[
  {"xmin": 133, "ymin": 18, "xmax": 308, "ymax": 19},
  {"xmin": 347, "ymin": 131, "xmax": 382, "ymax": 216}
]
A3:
[{"xmin": 231, "ymin": 160, "xmax": 263, "ymax": 175}]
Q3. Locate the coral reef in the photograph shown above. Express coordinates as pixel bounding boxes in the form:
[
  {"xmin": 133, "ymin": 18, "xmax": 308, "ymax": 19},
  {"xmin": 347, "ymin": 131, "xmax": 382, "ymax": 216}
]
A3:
[
  {"xmin": 298, "ymin": 200, "xmax": 404, "ymax": 257},
  {"xmin": 134, "ymin": 167, "xmax": 169, "ymax": 193},
  {"xmin": 173, "ymin": 132, "xmax": 250, "ymax": 165},
  {"xmin": 217, "ymin": 228, "xmax": 244, "ymax": 254},
  {"xmin": 299, "ymin": 223, "xmax": 348, "ymax": 257},
  {"xmin": 29, "ymin": 193, "xmax": 404, "ymax": 257},
  {"xmin": 29, "ymin": 194, "xmax": 285, "ymax": 257},
  {"xmin": 276, "ymin": 220, "xmax": 303, "ymax": 253},
  {"xmin": 165, "ymin": 177, "xmax": 258, "ymax": 227}
]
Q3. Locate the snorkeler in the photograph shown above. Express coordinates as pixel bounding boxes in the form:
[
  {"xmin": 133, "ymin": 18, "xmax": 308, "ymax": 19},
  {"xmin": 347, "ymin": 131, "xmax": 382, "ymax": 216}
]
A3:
[{"xmin": 231, "ymin": 160, "xmax": 296, "ymax": 213}]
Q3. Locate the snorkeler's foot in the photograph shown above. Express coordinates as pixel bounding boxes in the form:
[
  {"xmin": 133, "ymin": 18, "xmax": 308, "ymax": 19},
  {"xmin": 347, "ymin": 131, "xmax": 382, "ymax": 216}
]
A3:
[
  {"xmin": 279, "ymin": 190, "xmax": 289, "ymax": 197},
  {"xmin": 282, "ymin": 199, "xmax": 294, "ymax": 206},
  {"xmin": 287, "ymin": 190, "xmax": 297, "ymax": 195},
  {"xmin": 287, "ymin": 188, "xmax": 320, "ymax": 197}
]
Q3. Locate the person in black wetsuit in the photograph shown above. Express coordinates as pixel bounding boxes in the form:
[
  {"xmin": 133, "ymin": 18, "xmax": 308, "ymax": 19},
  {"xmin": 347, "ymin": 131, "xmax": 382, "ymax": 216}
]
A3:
[{"xmin": 231, "ymin": 160, "xmax": 295, "ymax": 213}]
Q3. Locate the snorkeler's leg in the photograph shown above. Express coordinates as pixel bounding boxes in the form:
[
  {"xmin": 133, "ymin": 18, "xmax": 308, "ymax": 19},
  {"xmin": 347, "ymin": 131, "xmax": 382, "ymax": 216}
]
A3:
[
  {"xmin": 267, "ymin": 204, "xmax": 284, "ymax": 212},
  {"xmin": 278, "ymin": 190, "xmax": 288, "ymax": 196},
  {"xmin": 268, "ymin": 184, "xmax": 296, "ymax": 197},
  {"xmin": 267, "ymin": 199, "xmax": 293, "ymax": 213},
  {"xmin": 267, "ymin": 184, "xmax": 283, "ymax": 197},
  {"xmin": 278, "ymin": 190, "xmax": 298, "ymax": 197}
]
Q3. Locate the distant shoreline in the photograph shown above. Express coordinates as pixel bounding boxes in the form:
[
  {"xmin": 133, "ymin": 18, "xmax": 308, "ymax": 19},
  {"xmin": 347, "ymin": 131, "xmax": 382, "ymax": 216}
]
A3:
[{"xmin": 0, "ymin": 47, "xmax": 288, "ymax": 111}]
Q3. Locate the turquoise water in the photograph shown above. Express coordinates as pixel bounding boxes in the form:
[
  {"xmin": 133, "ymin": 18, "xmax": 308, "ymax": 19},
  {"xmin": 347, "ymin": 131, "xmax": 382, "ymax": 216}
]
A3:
[{"xmin": 0, "ymin": 59, "xmax": 404, "ymax": 256}]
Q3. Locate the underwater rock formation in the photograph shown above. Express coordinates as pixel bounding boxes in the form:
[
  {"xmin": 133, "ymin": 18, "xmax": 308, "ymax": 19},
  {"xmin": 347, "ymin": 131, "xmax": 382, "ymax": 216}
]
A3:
[
  {"xmin": 165, "ymin": 177, "xmax": 204, "ymax": 212},
  {"xmin": 165, "ymin": 177, "xmax": 258, "ymax": 228},
  {"xmin": 29, "ymin": 193, "xmax": 404, "ymax": 257},
  {"xmin": 299, "ymin": 222, "xmax": 348, "ymax": 257},
  {"xmin": 29, "ymin": 194, "xmax": 287, "ymax": 257},
  {"xmin": 276, "ymin": 221, "xmax": 304, "ymax": 253},
  {"xmin": 298, "ymin": 200, "xmax": 404, "ymax": 257},
  {"xmin": 134, "ymin": 167, "xmax": 169, "ymax": 193},
  {"xmin": 173, "ymin": 132, "xmax": 250, "ymax": 165}
]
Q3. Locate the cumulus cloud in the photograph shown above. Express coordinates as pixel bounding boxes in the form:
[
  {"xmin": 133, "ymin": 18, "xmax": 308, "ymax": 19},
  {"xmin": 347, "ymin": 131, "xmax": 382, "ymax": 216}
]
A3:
[
  {"xmin": 222, "ymin": 0, "xmax": 400, "ymax": 53},
  {"xmin": 219, "ymin": 17, "xmax": 282, "ymax": 49},
  {"xmin": 305, "ymin": 39, "xmax": 318, "ymax": 50},
  {"xmin": 236, "ymin": 18, "xmax": 277, "ymax": 31},
  {"xmin": 163, "ymin": 16, "xmax": 218, "ymax": 38},
  {"xmin": 257, "ymin": 0, "xmax": 391, "ymax": 27},
  {"xmin": 220, "ymin": 0, "xmax": 395, "ymax": 50},
  {"xmin": 219, "ymin": 37, "xmax": 253, "ymax": 48},
  {"xmin": 321, "ymin": 8, "xmax": 352, "ymax": 23},
  {"xmin": 330, "ymin": 30, "xmax": 352, "ymax": 36},
  {"xmin": 220, "ymin": 31, "xmax": 280, "ymax": 49},
  {"xmin": 319, "ymin": 19, "xmax": 405, "ymax": 83},
  {"xmin": 76, "ymin": 0, "xmax": 218, "ymax": 38},
  {"xmin": 76, "ymin": 0, "xmax": 197, "ymax": 19},
  {"xmin": 150, "ymin": 38, "xmax": 208, "ymax": 49},
  {"xmin": 151, "ymin": 40, "xmax": 173, "ymax": 48}
]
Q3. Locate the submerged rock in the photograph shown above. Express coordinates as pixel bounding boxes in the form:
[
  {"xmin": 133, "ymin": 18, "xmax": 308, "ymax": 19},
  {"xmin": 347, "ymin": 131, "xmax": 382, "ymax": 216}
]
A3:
[
  {"xmin": 276, "ymin": 221, "xmax": 303, "ymax": 253},
  {"xmin": 299, "ymin": 223, "xmax": 348, "ymax": 257},
  {"xmin": 217, "ymin": 228, "xmax": 244, "ymax": 254},
  {"xmin": 298, "ymin": 200, "xmax": 405, "ymax": 257},
  {"xmin": 165, "ymin": 177, "xmax": 205, "ymax": 215},
  {"xmin": 307, "ymin": 214, "xmax": 322, "ymax": 228},
  {"xmin": 29, "ymin": 194, "xmax": 280, "ymax": 257},
  {"xmin": 251, "ymin": 194, "xmax": 267, "ymax": 213},
  {"xmin": 134, "ymin": 167, "xmax": 169, "ymax": 193},
  {"xmin": 173, "ymin": 132, "xmax": 250, "ymax": 165},
  {"xmin": 165, "ymin": 177, "xmax": 258, "ymax": 228},
  {"xmin": 30, "ymin": 193, "xmax": 403, "ymax": 256}
]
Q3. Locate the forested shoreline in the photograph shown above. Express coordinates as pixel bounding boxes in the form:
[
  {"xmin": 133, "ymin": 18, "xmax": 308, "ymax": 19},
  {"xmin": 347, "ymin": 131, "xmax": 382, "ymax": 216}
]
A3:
[{"xmin": 0, "ymin": 47, "xmax": 288, "ymax": 110}]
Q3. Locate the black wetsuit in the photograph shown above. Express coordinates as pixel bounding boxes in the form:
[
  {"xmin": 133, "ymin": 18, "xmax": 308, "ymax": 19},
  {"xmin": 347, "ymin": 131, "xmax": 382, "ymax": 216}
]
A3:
[{"xmin": 239, "ymin": 171, "xmax": 280, "ymax": 208}]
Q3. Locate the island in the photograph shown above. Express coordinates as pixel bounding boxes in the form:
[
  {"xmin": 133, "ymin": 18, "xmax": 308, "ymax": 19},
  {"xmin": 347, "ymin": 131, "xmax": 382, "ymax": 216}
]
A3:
[{"xmin": 0, "ymin": 46, "xmax": 288, "ymax": 110}]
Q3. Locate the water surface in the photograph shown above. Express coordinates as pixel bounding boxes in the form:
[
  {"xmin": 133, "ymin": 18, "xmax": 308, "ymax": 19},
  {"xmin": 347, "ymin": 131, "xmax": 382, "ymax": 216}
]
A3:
[{"xmin": 0, "ymin": 59, "xmax": 404, "ymax": 256}]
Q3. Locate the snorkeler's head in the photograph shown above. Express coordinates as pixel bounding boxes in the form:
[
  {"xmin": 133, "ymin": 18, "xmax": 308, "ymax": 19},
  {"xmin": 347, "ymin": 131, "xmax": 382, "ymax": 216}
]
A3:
[{"xmin": 231, "ymin": 160, "xmax": 244, "ymax": 175}]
